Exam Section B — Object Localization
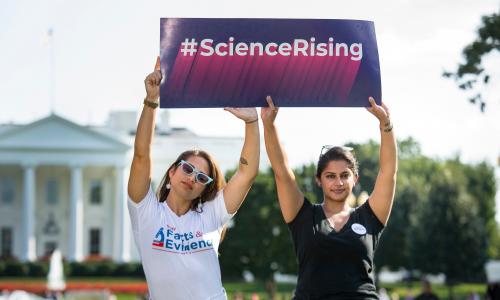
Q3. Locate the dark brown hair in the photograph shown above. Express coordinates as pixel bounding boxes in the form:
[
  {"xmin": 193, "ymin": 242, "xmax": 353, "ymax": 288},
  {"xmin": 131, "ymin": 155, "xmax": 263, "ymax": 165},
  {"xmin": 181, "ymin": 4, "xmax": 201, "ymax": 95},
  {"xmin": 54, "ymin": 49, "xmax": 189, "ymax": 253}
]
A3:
[
  {"xmin": 316, "ymin": 146, "xmax": 359, "ymax": 178},
  {"xmin": 156, "ymin": 149, "xmax": 225, "ymax": 211}
]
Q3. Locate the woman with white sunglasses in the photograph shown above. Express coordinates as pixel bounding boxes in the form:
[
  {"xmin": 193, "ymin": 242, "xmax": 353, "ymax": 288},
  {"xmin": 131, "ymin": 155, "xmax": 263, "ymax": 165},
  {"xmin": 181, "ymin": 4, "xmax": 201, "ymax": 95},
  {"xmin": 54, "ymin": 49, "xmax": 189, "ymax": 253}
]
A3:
[
  {"xmin": 261, "ymin": 96, "xmax": 397, "ymax": 299},
  {"xmin": 128, "ymin": 57, "xmax": 260, "ymax": 300}
]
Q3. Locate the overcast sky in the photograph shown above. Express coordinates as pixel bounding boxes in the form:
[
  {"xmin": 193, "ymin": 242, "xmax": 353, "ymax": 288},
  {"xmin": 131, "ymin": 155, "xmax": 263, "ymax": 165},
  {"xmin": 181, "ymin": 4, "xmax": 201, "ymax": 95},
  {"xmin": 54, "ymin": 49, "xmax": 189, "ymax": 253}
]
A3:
[{"xmin": 1, "ymin": 0, "xmax": 499, "ymax": 219}]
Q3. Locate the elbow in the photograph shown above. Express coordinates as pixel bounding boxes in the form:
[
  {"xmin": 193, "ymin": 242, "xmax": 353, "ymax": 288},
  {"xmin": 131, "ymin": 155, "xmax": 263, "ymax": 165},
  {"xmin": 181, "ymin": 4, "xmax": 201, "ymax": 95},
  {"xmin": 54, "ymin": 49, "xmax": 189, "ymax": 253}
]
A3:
[
  {"xmin": 379, "ymin": 169, "xmax": 397, "ymax": 182},
  {"xmin": 240, "ymin": 167, "xmax": 259, "ymax": 183},
  {"xmin": 380, "ymin": 162, "xmax": 398, "ymax": 177},
  {"xmin": 239, "ymin": 168, "xmax": 258, "ymax": 182},
  {"xmin": 273, "ymin": 169, "xmax": 295, "ymax": 184},
  {"xmin": 132, "ymin": 151, "xmax": 150, "ymax": 163},
  {"xmin": 235, "ymin": 164, "xmax": 259, "ymax": 184},
  {"xmin": 133, "ymin": 152, "xmax": 145, "ymax": 160},
  {"xmin": 133, "ymin": 142, "xmax": 151, "ymax": 158},
  {"xmin": 393, "ymin": 163, "xmax": 399, "ymax": 176}
]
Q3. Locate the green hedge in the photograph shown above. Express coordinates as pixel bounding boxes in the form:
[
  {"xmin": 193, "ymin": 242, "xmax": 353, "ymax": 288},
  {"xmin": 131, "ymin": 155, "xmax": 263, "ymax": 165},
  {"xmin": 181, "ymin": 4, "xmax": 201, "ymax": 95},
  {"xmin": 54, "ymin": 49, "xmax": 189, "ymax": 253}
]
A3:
[
  {"xmin": 27, "ymin": 262, "xmax": 49, "ymax": 277},
  {"xmin": 3, "ymin": 261, "xmax": 29, "ymax": 276},
  {"xmin": 0, "ymin": 260, "xmax": 144, "ymax": 278}
]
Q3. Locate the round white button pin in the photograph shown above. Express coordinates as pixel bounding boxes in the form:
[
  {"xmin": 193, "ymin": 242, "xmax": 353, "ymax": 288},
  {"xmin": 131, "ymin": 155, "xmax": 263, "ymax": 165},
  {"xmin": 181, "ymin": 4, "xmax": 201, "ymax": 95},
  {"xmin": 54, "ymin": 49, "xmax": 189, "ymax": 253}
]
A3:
[{"xmin": 351, "ymin": 223, "xmax": 367, "ymax": 235}]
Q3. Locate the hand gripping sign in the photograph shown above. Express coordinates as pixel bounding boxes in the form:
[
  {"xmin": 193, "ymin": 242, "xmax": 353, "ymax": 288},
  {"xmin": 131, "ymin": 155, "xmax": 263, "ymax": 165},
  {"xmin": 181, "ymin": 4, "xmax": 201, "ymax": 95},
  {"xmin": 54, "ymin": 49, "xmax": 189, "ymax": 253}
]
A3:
[{"xmin": 159, "ymin": 18, "xmax": 381, "ymax": 108}]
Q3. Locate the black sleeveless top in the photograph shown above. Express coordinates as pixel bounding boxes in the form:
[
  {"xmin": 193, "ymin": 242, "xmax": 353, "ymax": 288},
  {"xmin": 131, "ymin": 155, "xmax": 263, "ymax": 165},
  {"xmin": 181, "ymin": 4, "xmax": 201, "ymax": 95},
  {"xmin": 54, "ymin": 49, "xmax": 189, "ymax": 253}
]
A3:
[{"xmin": 288, "ymin": 198, "xmax": 384, "ymax": 300}]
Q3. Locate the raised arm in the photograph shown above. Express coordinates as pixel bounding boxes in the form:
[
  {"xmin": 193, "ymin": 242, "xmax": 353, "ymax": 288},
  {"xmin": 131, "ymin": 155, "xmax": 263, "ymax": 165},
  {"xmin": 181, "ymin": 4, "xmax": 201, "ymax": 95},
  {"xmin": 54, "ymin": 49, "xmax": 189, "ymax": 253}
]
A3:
[
  {"xmin": 128, "ymin": 57, "xmax": 162, "ymax": 203},
  {"xmin": 366, "ymin": 97, "xmax": 398, "ymax": 225},
  {"xmin": 222, "ymin": 107, "xmax": 260, "ymax": 214},
  {"xmin": 261, "ymin": 96, "xmax": 304, "ymax": 223}
]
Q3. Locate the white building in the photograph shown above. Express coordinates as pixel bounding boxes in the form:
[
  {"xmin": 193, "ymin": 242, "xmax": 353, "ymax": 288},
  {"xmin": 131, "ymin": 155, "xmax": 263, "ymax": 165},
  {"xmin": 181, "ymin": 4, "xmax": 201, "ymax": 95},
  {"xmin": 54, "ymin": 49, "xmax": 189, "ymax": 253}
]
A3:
[{"xmin": 0, "ymin": 110, "xmax": 249, "ymax": 262}]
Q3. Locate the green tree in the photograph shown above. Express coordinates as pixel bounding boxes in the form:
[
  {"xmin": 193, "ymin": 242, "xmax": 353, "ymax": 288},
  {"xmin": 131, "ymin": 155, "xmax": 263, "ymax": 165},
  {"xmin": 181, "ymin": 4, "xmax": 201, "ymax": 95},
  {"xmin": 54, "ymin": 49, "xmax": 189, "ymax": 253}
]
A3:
[
  {"xmin": 374, "ymin": 138, "xmax": 433, "ymax": 272},
  {"xmin": 375, "ymin": 164, "xmax": 429, "ymax": 272},
  {"xmin": 462, "ymin": 162, "xmax": 499, "ymax": 258},
  {"xmin": 219, "ymin": 168, "xmax": 296, "ymax": 281},
  {"xmin": 294, "ymin": 163, "xmax": 322, "ymax": 204},
  {"xmin": 411, "ymin": 162, "xmax": 487, "ymax": 283},
  {"xmin": 373, "ymin": 139, "xmax": 498, "ymax": 282},
  {"xmin": 346, "ymin": 140, "xmax": 380, "ymax": 197},
  {"xmin": 443, "ymin": 13, "xmax": 500, "ymax": 111}
]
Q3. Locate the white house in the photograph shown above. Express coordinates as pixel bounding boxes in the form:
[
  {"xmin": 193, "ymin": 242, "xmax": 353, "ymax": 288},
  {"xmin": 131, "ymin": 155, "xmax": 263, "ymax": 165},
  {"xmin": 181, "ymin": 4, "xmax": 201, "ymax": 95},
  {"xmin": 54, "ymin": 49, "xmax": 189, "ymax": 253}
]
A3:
[{"xmin": 0, "ymin": 111, "xmax": 249, "ymax": 263}]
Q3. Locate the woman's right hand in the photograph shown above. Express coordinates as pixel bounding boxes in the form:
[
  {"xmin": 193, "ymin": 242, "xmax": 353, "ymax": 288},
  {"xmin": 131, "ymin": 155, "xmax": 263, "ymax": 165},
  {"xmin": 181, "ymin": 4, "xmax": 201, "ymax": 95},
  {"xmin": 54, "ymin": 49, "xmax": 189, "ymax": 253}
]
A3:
[
  {"xmin": 261, "ymin": 96, "xmax": 279, "ymax": 126},
  {"xmin": 144, "ymin": 56, "xmax": 162, "ymax": 101}
]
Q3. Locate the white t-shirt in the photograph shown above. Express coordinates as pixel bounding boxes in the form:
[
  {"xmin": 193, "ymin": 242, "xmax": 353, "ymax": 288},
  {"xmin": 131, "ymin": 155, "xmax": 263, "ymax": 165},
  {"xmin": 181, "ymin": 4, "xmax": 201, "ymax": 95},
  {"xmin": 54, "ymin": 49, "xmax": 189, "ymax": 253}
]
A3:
[{"xmin": 128, "ymin": 186, "xmax": 234, "ymax": 300}]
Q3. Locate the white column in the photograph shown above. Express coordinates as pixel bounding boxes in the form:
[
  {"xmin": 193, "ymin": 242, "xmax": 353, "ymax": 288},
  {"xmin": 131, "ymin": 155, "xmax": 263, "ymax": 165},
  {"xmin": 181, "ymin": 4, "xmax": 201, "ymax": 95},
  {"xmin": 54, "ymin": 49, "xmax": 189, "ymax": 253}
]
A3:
[
  {"xmin": 69, "ymin": 165, "xmax": 84, "ymax": 261},
  {"xmin": 113, "ymin": 165, "xmax": 130, "ymax": 262},
  {"xmin": 22, "ymin": 164, "xmax": 36, "ymax": 262}
]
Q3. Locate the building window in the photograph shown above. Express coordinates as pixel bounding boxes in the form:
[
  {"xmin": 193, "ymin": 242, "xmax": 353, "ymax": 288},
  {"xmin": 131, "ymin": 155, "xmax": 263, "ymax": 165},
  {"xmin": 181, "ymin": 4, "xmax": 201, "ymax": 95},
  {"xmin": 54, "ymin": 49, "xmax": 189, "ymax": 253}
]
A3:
[
  {"xmin": 89, "ymin": 228, "xmax": 101, "ymax": 255},
  {"xmin": 43, "ymin": 213, "xmax": 60, "ymax": 235},
  {"xmin": 46, "ymin": 179, "xmax": 59, "ymax": 204},
  {"xmin": 89, "ymin": 180, "xmax": 102, "ymax": 205},
  {"xmin": 1, "ymin": 227, "xmax": 13, "ymax": 257},
  {"xmin": 44, "ymin": 241, "xmax": 57, "ymax": 256},
  {"xmin": 0, "ymin": 178, "xmax": 15, "ymax": 205}
]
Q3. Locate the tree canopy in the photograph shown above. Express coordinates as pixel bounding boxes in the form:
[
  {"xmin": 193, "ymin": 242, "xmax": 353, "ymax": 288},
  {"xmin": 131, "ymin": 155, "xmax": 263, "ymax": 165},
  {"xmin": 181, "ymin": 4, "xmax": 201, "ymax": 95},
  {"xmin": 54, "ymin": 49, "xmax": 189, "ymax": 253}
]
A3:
[{"xmin": 444, "ymin": 13, "xmax": 500, "ymax": 112}]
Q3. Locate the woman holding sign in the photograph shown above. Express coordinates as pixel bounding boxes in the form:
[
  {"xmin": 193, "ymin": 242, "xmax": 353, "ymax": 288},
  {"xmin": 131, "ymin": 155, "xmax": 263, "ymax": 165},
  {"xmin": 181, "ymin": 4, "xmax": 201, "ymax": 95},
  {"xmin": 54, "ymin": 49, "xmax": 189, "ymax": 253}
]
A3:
[
  {"xmin": 127, "ymin": 58, "xmax": 260, "ymax": 300},
  {"xmin": 262, "ymin": 96, "xmax": 397, "ymax": 299}
]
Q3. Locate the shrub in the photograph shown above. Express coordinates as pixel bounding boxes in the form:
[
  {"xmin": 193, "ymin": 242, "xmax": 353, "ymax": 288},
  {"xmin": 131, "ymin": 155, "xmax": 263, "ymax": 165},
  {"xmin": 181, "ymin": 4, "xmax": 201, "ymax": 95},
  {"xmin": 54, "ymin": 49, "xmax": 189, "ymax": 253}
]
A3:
[
  {"xmin": 4, "ymin": 260, "xmax": 28, "ymax": 277},
  {"xmin": 0, "ymin": 261, "xmax": 5, "ymax": 276},
  {"xmin": 27, "ymin": 261, "xmax": 49, "ymax": 277},
  {"xmin": 132, "ymin": 263, "xmax": 146, "ymax": 278},
  {"xmin": 95, "ymin": 261, "xmax": 116, "ymax": 276},
  {"xmin": 69, "ymin": 262, "xmax": 96, "ymax": 277},
  {"xmin": 113, "ymin": 263, "xmax": 137, "ymax": 277}
]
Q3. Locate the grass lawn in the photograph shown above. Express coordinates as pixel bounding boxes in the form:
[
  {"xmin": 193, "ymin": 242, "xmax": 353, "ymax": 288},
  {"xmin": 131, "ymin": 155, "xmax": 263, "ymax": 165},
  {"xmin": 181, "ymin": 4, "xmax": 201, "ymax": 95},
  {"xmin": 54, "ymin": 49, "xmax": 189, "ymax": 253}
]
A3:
[
  {"xmin": 380, "ymin": 282, "xmax": 487, "ymax": 299},
  {"xmin": 0, "ymin": 278, "xmax": 489, "ymax": 300},
  {"xmin": 224, "ymin": 281, "xmax": 295, "ymax": 299}
]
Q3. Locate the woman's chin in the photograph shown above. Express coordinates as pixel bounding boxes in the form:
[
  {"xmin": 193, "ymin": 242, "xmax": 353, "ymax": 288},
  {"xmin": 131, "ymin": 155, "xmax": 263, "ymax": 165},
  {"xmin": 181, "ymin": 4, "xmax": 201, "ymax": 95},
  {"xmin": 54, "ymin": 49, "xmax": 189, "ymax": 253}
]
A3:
[{"xmin": 326, "ymin": 194, "xmax": 348, "ymax": 203}]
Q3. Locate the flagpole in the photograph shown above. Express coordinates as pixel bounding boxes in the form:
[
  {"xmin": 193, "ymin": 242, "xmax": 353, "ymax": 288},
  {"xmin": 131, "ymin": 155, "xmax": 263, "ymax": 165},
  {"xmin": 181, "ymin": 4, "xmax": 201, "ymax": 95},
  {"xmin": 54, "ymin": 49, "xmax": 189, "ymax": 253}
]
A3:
[{"xmin": 48, "ymin": 27, "xmax": 55, "ymax": 115}]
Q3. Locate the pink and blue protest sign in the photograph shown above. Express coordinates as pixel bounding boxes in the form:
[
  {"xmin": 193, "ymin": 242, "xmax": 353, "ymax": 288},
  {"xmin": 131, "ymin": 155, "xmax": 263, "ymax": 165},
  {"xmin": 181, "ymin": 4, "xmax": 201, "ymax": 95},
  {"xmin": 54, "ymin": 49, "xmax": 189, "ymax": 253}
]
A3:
[{"xmin": 159, "ymin": 18, "xmax": 381, "ymax": 108}]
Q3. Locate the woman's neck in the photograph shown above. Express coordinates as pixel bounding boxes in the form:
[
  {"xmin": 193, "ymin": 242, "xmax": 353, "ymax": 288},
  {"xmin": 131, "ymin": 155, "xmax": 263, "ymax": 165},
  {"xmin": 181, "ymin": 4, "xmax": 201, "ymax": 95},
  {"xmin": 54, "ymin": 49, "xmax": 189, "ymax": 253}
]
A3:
[
  {"xmin": 321, "ymin": 198, "xmax": 351, "ymax": 217},
  {"xmin": 166, "ymin": 192, "xmax": 192, "ymax": 216}
]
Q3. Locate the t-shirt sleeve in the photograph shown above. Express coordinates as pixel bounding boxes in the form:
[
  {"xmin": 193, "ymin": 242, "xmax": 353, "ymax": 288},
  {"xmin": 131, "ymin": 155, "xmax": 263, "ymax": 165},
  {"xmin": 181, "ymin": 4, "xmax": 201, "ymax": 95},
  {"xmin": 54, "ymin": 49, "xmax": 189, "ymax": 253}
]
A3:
[
  {"xmin": 127, "ymin": 186, "xmax": 160, "ymax": 241},
  {"xmin": 287, "ymin": 198, "xmax": 314, "ymax": 248},
  {"xmin": 358, "ymin": 200, "xmax": 385, "ymax": 248},
  {"xmin": 203, "ymin": 189, "xmax": 235, "ymax": 229}
]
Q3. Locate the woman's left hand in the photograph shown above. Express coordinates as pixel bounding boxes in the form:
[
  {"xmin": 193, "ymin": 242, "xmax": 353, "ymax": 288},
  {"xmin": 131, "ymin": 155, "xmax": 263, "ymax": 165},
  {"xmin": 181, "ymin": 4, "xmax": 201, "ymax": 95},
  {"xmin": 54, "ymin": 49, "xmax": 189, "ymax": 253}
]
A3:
[
  {"xmin": 224, "ymin": 107, "xmax": 258, "ymax": 123},
  {"xmin": 366, "ymin": 97, "xmax": 391, "ymax": 125}
]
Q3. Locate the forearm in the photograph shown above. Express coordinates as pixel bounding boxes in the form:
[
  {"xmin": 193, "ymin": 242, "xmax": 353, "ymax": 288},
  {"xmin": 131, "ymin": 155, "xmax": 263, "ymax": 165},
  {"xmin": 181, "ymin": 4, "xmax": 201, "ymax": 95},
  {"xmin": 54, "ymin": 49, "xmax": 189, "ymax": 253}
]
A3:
[
  {"xmin": 133, "ymin": 104, "xmax": 156, "ymax": 158},
  {"xmin": 129, "ymin": 59, "xmax": 161, "ymax": 202},
  {"xmin": 263, "ymin": 122, "xmax": 303, "ymax": 222},
  {"xmin": 237, "ymin": 121, "xmax": 260, "ymax": 179},
  {"xmin": 379, "ymin": 121, "xmax": 398, "ymax": 177},
  {"xmin": 263, "ymin": 123, "xmax": 294, "ymax": 180}
]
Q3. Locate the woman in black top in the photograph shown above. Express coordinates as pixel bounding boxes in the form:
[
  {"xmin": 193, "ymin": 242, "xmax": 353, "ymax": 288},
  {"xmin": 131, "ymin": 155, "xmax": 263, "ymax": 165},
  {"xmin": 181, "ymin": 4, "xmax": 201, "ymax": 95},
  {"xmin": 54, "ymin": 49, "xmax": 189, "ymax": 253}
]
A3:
[{"xmin": 261, "ymin": 96, "xmax": 397, "ymax": 299}]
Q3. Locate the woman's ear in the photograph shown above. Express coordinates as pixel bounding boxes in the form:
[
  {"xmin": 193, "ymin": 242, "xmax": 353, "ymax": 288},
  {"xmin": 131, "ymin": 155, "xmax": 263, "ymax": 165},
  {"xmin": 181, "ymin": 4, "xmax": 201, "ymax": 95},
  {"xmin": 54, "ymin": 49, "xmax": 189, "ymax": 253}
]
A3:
[
  {"xmin": 168, "ymin": 167, "xmax": 175, "ymax": 179},
  {"xmin": 315, "ymin": 177, "xmax": 321, "ymax": 187}
]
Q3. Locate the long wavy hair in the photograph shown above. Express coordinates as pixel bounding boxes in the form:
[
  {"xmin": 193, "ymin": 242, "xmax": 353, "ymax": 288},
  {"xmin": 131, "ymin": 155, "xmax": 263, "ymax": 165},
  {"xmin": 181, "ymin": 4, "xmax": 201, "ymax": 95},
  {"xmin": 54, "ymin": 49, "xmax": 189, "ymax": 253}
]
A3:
[{"xmin": 156, "ymin": 150, "xmax": 225, "ymax": 210}]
